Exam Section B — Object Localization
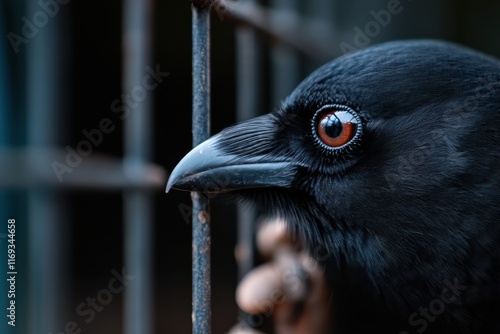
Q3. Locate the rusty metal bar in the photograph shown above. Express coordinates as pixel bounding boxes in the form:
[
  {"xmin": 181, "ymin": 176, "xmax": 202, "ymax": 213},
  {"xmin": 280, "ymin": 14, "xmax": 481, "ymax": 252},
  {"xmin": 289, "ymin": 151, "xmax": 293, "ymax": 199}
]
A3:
[
  {"xmin": 192, "ymin": 1, "xmax": 212, "ymax": 334},
  {"xmin": 122, "ymin": 0, "xmax": 154, "ymax": 333}
]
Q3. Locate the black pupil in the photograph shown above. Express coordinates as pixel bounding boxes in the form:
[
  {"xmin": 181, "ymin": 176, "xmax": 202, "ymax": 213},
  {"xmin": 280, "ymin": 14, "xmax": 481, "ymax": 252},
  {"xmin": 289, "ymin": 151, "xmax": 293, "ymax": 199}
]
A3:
[{"xmin": 324, "ymin": 114, "xmax": 343, "ymax": 138}]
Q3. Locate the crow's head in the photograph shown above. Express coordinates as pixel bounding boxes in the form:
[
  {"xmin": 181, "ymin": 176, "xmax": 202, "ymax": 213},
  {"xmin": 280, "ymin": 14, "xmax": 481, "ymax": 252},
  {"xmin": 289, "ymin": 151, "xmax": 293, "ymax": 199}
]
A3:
[{"xmin": 168, "ymin": 40, "xmax": 500, "ymax": 330}]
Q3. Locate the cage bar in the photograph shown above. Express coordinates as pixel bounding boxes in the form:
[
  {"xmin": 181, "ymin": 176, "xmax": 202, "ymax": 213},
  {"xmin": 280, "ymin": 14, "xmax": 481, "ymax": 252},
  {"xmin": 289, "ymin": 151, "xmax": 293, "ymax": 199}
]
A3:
[
  {"xmin": 214, "ymin": 0, "xmax": 336, "ymax": 62},
  {"xmin": 270, "ymin": 0, "xmax": 301, "ymax": 107},
  {"xmin": 26, "ymin": 5, "xmax": 66, "ymax": 333},
  {"xmin": 235, "ymin": 0, "xmax": 260, "ymax": 281},
  {"xmin": 122, "ymin": 0, "xmax": 154, "ymax": 333},
  {"xmin": 192, "ymin": 2, "xmax": 212, "ymax": 334}
]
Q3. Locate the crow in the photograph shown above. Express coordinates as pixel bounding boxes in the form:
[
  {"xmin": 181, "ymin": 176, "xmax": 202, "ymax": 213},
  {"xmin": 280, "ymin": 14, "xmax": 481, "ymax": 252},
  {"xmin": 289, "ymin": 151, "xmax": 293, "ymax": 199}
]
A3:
[{"xmin": 167, "ymin": 40, "xmax": 500, "ymax": 333}]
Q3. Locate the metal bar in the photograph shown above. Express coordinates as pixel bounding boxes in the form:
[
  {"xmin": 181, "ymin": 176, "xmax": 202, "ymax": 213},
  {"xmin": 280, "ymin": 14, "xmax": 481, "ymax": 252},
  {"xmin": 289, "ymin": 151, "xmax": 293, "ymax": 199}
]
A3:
[
  {"xmin": 123, "ymin": 192, "xmax": 153, "ymax": 334},
  {"xmin": 26, "ymin": 2, "xmax": 66, "ymax": 332},
  {"xmin": 304, "ymin": 0, "xmax": 335, "ymax": 73},
  {"xmin": 235, "ymin": 0, "xmax": 260, "ymax": 281},
  {"xmin": 0, "ymin": 7, "xmax": 10, "ymax": 151},
  {"xmin": 270, "ymin": 0, "xmax": 301, "ymax": 107},
  {"xmin": 192, "ymin": 1, "xmax": 212, "ymax": 333},
  {"xmin": 0, "ymin": 149, "xmax": 166, "ymax": 189},
  {"xmin": 122, "ymin": 0, "xmax": 154, "ymax": 333},
  {"xmin": 0, "ymin": 7, "xmax": 12, "ymax": 333},
  {"xmin": 214, "ymin": 0, "xmax": 338, "ymax": 62}
]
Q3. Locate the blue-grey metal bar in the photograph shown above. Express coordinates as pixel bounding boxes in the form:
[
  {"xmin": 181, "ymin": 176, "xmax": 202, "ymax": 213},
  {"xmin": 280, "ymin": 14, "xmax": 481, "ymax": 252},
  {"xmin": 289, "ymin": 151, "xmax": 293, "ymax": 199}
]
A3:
[
  {"xmin": 192, "ymin": 2, "xmax": 212, "ymax": 333},
  {"xmin": 304, "ymin": 0, "xmax": 335, "ymax": 73},
  {"xmin": 214, "ymin": 0, "xmax": 337, "ymax": 62},
  {"xmin": 270, "ymin": 0, "xmax": 301, "ymax": 107},
  {"xmin": 122, "ymin": 0, "xmax": 154, "ymax": 333},
  {"xmin": 26, "ymin": 3, "xmax": 66, "ymax": 333},
  {"xmin": 0, "ymin": 149, "xmax": 166, "ymax": 189},
  {"xmin": 123, "ymin": 192, "xmax": 153, "ymax": 334},
  {"xmin": 0, "ymin": 8, "xmax": 12, "ymax": 334},
  {"xmin": 0, "ymin": 8, "xmax": 10, "ymax": 151},
  {"xmin": 235, "ymin": 0, "xmax": 260, "ymax": 280}
]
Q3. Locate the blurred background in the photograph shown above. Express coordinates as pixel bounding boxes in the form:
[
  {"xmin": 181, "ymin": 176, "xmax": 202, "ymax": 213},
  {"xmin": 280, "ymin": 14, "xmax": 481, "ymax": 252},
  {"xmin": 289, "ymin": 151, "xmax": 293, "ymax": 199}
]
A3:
[{"xmin": 1, "ymin": 0, "xmax": 500, "ymax": 333}]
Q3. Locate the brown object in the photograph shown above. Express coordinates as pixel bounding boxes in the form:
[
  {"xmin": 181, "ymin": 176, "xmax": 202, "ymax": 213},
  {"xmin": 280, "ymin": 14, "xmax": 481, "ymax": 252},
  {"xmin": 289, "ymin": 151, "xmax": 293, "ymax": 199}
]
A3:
[{"xmin": 233, "ymin": 219, "xmax": 333, "ymax": 334}]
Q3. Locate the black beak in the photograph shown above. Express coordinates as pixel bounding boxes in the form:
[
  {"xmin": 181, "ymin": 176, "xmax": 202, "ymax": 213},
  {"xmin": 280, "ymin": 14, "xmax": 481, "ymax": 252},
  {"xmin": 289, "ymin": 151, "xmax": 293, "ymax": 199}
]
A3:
[{"xmin": 166, "ymin": 121, "xmax": 298, "ymax": 194}]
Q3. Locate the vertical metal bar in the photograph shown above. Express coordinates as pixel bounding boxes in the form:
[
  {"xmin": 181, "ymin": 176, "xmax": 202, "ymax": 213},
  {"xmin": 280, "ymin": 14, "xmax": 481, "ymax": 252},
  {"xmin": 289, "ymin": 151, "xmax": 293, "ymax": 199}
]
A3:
[
  {"xmin": 122, "ymin": 0, "xmax": 154, "ymax": 333},
  {"xmin": 123, "ymin": 192, "xmax": 153, "ymax": 334},
  {"xmin": 192, "ymin": 2, "xmax": 211, "ymax": 333},
  {"xmin": 305, "ymin": 0, "xmax": 335, "ymax": 72},
  {"xmin": 0, "ymin": 9, "xmax": 10, "ymax": 151},
  {"xmin": 270, "ymin": 0, "xmax": 301, "ymax": 107},
  {"xmin": 0, "ymin": 9, "xmax": 11, "ymax": 334},
  {"xmin": 235, "ymin": 0, "xmax": 260, "ymax": 280},
  {"xmin": 26, "ymin": 2, "xmax": 66, "ymax": 333}
]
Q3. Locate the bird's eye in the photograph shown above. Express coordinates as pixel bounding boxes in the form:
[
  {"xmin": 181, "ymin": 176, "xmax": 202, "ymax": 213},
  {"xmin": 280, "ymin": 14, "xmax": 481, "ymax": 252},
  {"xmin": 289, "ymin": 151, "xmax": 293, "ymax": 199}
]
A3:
[{"xmin": 313, "ymin": 105, "xmax": 362, "ymax": 149}]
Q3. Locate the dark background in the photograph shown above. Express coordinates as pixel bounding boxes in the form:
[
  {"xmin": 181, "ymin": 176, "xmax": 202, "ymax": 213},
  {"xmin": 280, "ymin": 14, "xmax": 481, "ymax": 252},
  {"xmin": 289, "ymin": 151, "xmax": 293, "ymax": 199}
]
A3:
[{"xmin": 1, "ymin": 0, "xmax": 500, "ymax": 333}]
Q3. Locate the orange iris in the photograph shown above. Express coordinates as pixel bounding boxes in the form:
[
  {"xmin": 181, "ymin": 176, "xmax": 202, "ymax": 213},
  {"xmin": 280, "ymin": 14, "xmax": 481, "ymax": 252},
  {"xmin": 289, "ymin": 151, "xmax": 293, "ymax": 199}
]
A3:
[{"xmin": 317, "ymin": 112, "xmax": 357, "ymax": 147}]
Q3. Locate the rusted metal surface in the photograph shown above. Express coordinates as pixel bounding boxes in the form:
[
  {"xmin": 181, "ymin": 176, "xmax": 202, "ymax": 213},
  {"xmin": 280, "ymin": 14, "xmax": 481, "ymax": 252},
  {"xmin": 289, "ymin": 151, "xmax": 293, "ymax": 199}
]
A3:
[{"xmin": 192, "ymin": 1, "xmax": 212, "ymax": 333}]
